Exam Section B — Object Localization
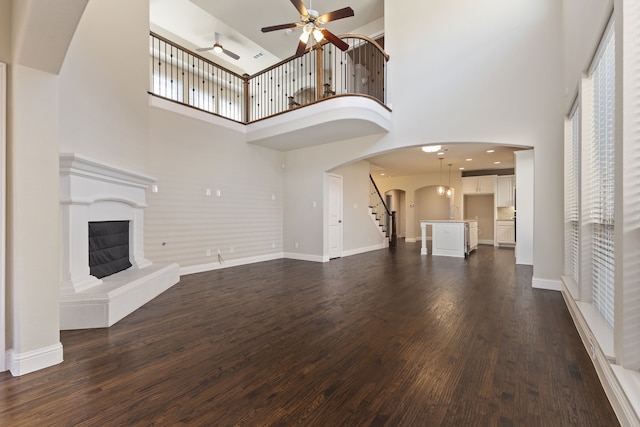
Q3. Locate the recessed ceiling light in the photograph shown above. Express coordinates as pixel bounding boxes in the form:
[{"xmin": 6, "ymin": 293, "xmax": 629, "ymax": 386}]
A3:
[
  {"xmin": 494, "ymin": 161, "xmax": 501, "ymax": 164},
  {"xmin": 459, "ymin": 167, "xmax": 465, "ymax": 170},
  {"xmin": 437, "ymin": 151, "xmax": 445, "ymax": 155},
  {"xmin": 465, "ymin": 158, "xmax": 472, "ymax": 162},
  {"xmin": 421, "ymin": 145, "xmax": 442, "ymax": 153},
  {"xmin": 380, "ymin": 173, "xmax": 385, "ymax": 176},
  {"xmin": 487, "ymin": 149, "xmax": 495, "ymax": 153}
]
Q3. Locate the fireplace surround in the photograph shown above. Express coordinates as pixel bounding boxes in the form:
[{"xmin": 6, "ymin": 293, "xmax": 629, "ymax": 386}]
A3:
[{"xmin": 59, "ymin": 153, "xmax": 179, "ymax": 329}]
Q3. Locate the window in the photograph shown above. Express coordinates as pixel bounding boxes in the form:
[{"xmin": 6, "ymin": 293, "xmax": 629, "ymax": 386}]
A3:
[{"xmin": 586, "ymin": 18, "xmax": 615, "ymax": 328}]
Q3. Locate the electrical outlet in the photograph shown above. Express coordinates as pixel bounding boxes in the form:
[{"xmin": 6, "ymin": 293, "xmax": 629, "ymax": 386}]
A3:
[
  {"xmin": 205, "ymin": 249, "xmax": 211, "ymax": 257},
  {"xmin": 272, "ymin": 242, "xmax": 276, "ymax": 248},
  {"xmin": 216, "ymin": 189, "xmax": 222, "ymax": 197},
  {"xmin": 295, "ymin": 242, "xmax": 299, "ymax": 249},
  {"xmin": 205, "ymin": 188, "xmax": 211, "ymax": 196}
]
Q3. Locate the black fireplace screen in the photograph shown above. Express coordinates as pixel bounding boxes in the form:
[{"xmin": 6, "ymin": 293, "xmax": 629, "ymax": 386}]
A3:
[{"xmin": 88, "ymin": 220, "xmax": 132, "ymax": 279}]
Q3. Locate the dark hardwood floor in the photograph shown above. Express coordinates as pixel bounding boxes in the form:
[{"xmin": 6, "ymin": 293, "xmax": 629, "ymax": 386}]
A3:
[{"xmin": 0, "ymin": 242, "xmax": 619, "ymax": 426}]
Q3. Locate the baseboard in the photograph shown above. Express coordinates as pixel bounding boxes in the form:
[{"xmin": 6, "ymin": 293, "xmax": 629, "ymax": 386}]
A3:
[
  {"xmin": 532, "ymin": 276, "xmax": 561, "ymax": 291},
  {"xmin": 180, "ymin": 253, "xmax": 284, "ymax": 276},
  {"xmin": 283, "ymin": 252, "xmax": 328, "ymax": 263},
  {"xmin": 7, "ymin": 342, "xmax": 63, "ymax": 376},
  {"xmin": 342, "ymin": 243, "xmax": 387, "ymax": 257},
  {"xmin": 405, "ymin": 238, "xmax": 417, "ymax": 243},
  {"xmin": 561, "ymin": 280, "xmax": 639, "ymax": 427},
  {"xmin": 479, "ymin": 239, "xmax": 494, "ymax": 245}
]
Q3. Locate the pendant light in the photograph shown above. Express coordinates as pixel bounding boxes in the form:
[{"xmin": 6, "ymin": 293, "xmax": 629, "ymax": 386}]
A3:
[
  {"xmin": 437, "ymin": 158, "xmax": 446, "ymax": 196},
  {"xmin": 446, "ymin": 164, "xmax": 454, "ymax": 198}
]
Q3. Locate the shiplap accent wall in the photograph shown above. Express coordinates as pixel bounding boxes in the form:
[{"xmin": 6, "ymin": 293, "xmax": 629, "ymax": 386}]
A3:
[{"xmin": 145, "ymin": 107, "xmax": 284, "ymax": 270}]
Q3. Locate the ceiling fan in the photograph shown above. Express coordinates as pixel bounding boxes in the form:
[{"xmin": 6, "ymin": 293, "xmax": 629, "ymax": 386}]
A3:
[
  {"xmin": 196, "ymin": 33, "xmax": 240, "ymax": 60},
  {"xmin": 261, "ymin": 0, "xmax": 354, "ymax": 57}
]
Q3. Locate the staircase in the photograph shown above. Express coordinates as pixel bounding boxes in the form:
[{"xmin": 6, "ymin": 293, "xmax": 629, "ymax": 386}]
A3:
[{"xmin": 369, "ymin": 175, "xmax": 397, "ymax": 247}]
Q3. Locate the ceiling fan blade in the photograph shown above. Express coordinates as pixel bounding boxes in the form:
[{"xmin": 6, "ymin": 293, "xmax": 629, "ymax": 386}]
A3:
[
  {"xmin": 295, "ymin": 38, "xmax": 309, "ymax": 57},
  {"xmin": 223, "ymin": 48, "xmax": 240, "ymax": 60},
  {"xmin": 196, "ymin": 47, "xmax": 214, "ymax": 52},
  {"xmin": 319, "ymin": 7, "xmax": 355, "ymax": 24},
  {"xmin": 290, "ymin": 0, "xmax": 308, "ymax": 16},
  {"xmin": 321, "ymin": 29, "xmax": 349, "ymax": 51},
  {"xmin": 261, "ymin": 22, "xmax": 298, "ymax": 32}
]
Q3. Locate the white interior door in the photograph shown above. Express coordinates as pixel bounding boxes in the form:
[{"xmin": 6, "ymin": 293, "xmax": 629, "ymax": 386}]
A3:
[{"xmin": 328, "ymin": 174, "xmax": 343, "ymax": 259}]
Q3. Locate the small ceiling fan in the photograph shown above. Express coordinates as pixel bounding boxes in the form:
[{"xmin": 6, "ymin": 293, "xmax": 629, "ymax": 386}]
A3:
[
  {"xmin": 197, "ymin": 33, "xmax": 240, "ymax": 60},
  {"xmin": 261, "ymin": 0, "xmax": 354, "ymax": 57}
]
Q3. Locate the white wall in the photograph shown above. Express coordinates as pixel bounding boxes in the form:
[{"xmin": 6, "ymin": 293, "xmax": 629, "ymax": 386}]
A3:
[
  {"xmin": 7, "ymin": 64, "xmax": 62, "ymax": 372},
  {"xmin": 59, "ymin": 0, "xmax": 150, "ymax": 173},
  {"xmin": 562, "ymin": 0, "xmax": 613, "ymax": 111},
  {"xmin": 283, "ymin": 135, "xmax": 383, "ymax": 259},
  {"xmin": 146, "ymin": 107, "xmax": 284, "ymax": 268},
  {"xmin": 284, "ymin": 0, "xmax": 564, "ymax": 281},
  {"xmin": 330, "ymin": 161, "xmax": 385, "ymax": 253}
]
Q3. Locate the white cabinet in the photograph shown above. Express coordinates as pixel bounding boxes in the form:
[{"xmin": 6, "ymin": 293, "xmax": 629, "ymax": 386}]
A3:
[
  {"xmin": 496, "ymin": 220, "xmax": 515, "ymax": 245},
  {"xmin": 462, "ymin": 176, "xmax": 495, "ymax": 194},
  {"xmin": 496, "ymin": 175, "xmax": 515, "ymax": 207},
  {"xmin": 467, "ymin": 221, "xmax": 478, "ymax": 252}
]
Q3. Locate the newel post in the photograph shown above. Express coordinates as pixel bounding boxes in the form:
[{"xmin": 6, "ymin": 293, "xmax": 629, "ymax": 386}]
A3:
[
  {"xmin": 390, "ymin": 211, "xmax": 397, "ymax": 248},
  {"xmin": 315, "ymin": 44, "xmax": 324, "ymax": 101},
  {"xmin": 242, "ymin": 73, "xmax": 250, "ymax": 123}
]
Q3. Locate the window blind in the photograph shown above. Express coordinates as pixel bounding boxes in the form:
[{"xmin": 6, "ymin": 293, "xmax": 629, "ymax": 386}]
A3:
[
  {"xmin": 588, "ymin": 19, "xmax": 615, "ymax": 328},
  {"xmin": 565, "ymin": 101, "xmax": 580, "ymax": 285}
]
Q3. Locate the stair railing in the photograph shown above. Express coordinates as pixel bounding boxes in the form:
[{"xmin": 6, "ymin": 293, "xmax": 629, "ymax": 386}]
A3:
[
  {"xmin": 149, "ymin": 32, "xmax": 390, "ymax": 124},
  {"xmin": 369, "ymin": 174, "xmax": 397, "ymax": 247}
]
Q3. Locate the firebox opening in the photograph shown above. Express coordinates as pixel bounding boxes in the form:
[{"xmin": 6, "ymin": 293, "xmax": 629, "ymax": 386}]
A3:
[{"xmin": 89, "ymin": 220, "xmax": 132, "ymax": 279}]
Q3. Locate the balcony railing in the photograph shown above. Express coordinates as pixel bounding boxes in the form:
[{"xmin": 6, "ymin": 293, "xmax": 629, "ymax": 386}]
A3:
[{"xmin": 149, "ymin": 32, "xmax": 389, "ymax": 124}]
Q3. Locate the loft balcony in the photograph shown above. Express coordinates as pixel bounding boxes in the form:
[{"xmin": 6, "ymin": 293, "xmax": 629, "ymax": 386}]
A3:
[{"xmin": 149, "ymin": 32, "xmax": 391, "ymax": 150}]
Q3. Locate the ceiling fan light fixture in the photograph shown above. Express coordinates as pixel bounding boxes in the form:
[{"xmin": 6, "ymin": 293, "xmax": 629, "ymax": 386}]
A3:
[
  {"xmin": 313, "ymin": 28, "xmax": 324, "ymax": 42},
  {"xmin": 213, "ymin": 44, "xmax": 223, "ymax": 54}
]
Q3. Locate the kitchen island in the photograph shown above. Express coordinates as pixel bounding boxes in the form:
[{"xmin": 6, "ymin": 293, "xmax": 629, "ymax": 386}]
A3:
[{"xmin": 420, "ymin": 220, "xmax": 478, "ymax": 257}]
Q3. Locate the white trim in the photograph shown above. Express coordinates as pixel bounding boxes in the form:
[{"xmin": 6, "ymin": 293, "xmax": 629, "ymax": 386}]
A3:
[
  {"xmin": 283, "ymin": 252, "xmax": 328, "ymax": 263},
  {"xmin": 532, "ymin": 277, "xmax": 562, "ymax": 291},
  {"xmin": 341, "ymin": 243, "xmax": 387, "ymax": 257},
  {"xmin": 405, "ymin": 237, "xmax": 417, "ymax": 243},
  {"xmin": 149, "ymin": 95, "xmax": 246, "ymax": 133},
  {"xmin": 60, "ymin": 152, "xmax": 156, "ymax": 188},
  {"xmin": 7, "ymin": 343, "xmax": 63, "ymax": 376},
  {"xmin": 180, "ymin": 253, "xmax": 285, "ymax": 276},
  {"xmin": 0, "ymin": 62, "xmax": 6, "ymax": 372},
  {"xmin": 478, "ymin": 239, "xmax": 494, "ymax": 245},
  {"xmin": 561, "ymin": 279, "xmax": 638, "ymax": 427}
]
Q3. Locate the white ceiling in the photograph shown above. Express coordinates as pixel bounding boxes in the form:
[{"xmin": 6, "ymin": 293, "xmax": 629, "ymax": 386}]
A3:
[
  {"xmin": 150, "ymin": 0, "xmax": 383, "ymax": 75},
  {"xmin": 149, "ymin": 0, "xmax": 527, "ymax": 176}
]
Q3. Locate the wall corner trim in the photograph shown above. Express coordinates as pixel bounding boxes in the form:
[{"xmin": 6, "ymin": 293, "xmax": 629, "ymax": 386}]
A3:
[{"xmin": 7, "ymin": 343, "xmax": 63, "ymax": 376}]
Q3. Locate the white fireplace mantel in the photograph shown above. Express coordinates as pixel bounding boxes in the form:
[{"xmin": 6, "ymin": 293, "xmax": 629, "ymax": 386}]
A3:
[
  {"xmin": 59, "ymin": 153, "xmax": 179, "ymax": 329},
  {"xmin": 59, "ymin": 153, "xmax": 155, "ymax": 293}
]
